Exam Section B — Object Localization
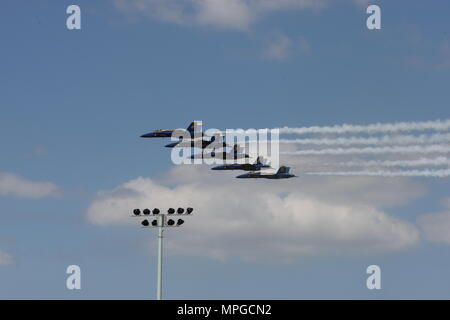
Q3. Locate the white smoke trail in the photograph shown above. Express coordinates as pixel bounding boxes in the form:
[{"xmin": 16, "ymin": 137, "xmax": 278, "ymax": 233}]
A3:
[
  {"xmin": 279, "ymin": 133, "xmax": 450, "ymax": 146},
  {"xmin": 336, "ymin": 157, "xmax": 450, "ymax": 168},
  {"xmin": 278, "ymin": 119, "xmax": 450, "ymax": 135},
  {"xmin": 304, "ymin": 169, "xmax": 450, "ymax": 178},
  {"xmin": 282, "ymin": 145, "xmax": 450, "ymax": 155}
]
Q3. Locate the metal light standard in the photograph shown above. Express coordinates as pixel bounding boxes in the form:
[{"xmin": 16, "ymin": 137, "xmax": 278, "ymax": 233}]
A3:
[{"xmin": 132, "ymin": 207, "xmax": 193, "ymax": 300}]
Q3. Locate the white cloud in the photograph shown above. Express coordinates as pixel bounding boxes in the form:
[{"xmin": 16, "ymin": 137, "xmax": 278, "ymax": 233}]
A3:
[
  {"xmin": 262, "ymin": 32, "xmax": 310, "ymax": 60},
  {"xmin": 87, "ymin": 165, "xmax": 421, "ymax": 260},
  {"xmin": 0, "ymin": 172, "xmax": 60, "ymax": 199},
  {"xmin": 0, "ymin": 250, "xmax": 14, "ymax": 266},
  {"xmin": 113, "ymin": 0, "xmax": 329, "ymax": 30},
  {"xmin": 114, "ymin": 0, "xmax": 189, "ymax": 25},
  {"xmin": 417, "ymin": 199, "xmax": 450, "ymax": 244},
  {"xmin": 196, "ymin": 0, "xmax": 254, "ymax": 30},
  {"xmin": 262, "ymin": 32, "xmax": 292, "ymax": 60}
]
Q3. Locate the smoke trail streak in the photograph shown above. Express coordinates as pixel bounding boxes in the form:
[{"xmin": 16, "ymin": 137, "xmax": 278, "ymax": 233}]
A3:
[
  {"xmin": 335, "ymin": 157, "xmax": 450, "ymax": 168},
  {"xmin": 278, "ymin": 119, "xmax": 450, "ymax": 135},
  {"xmin": 282, "ymin": 145, "xmax": 450, "ymax": 155},
  {"xmin": 304, "ymin": 169, "xmax": 450, "ymax": 178},
  {"xmin": 279, "ymin": 133, "xmax": 450, "ymax": 146}
]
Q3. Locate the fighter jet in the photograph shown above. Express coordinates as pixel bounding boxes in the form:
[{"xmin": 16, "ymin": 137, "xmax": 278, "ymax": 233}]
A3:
[
  {"xmin": 140, "ymin": 121, "xmax": 202, "ymax": 138},
  {"xmin": 211, "ymin": 156, "xmax": 270, "ymax": 171},
  {"xmin": 191, "ymin": 144, "xmax": 249, "ymax": 160},
  {"xmin": 165, "ymin": 134, "xmax": 227, "ymax": 149},
  {"xmin": 236, "ymin": 166, "xmax": 296, "ymax": 179}
]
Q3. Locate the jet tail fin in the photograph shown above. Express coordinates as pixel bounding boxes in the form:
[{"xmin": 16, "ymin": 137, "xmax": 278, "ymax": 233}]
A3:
[
  {"xmin": 276, "ymin": 166, "xmax": 290, "ymax": 174},
  {"xmin": 187, "ymin": 121, "xmax": 202, "ymax": 133},
  {"xmin": 256, "ymin": 156, "xmax": 264, "ymax": 165}
]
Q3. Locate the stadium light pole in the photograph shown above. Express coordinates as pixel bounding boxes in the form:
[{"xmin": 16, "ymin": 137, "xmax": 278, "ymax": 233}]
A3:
[
  {"xmin": 132, "ymin": 207, "xmax": 193, "ymax": 300},
  {"xmin": 156, "ymin": 214, "xmax": 164, "ymax": 300}
]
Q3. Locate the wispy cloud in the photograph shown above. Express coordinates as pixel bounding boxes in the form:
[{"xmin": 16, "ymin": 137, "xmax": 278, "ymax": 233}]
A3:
[
  {"xmin": 0, "ymin": 172, "xmax": 60, "ymax": 199},
  {"xmin": 417, "ymin": 199, "xmax": 450, "ymax": 245},
  {"xmin": 113, "ymin": 0, "xmax": 329, "ymax": 30},
  {"xmin": 0, "ymin": 250, "xmax": 14, "ymax": 266},
  {"xmin": 262, "ymin": 32, "xmax": 310, "ymax": 60},
  {"xmin": 262, "ymin": 32, "xmax": 293, "ymax": 60}
]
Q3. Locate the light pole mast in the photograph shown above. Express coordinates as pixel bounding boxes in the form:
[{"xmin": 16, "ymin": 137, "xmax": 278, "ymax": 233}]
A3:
[
  {"xmin": 132, "ymin": 207, "xmax": 193, "ymax": 300},
  {"xmin": 156, "ymin": 214, "xmax": 164, "ymax": 300}
]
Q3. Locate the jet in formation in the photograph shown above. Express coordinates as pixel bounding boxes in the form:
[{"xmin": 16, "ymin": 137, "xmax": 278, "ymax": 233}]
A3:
[
  {"xmin": 165, "ymin": 133, "xmax": 228, "ymax": 149},
  {"xmin": 141, "ymin": 121, "xmax": 201, "ymax": 138},
  {"xmin": 236, "ymin": 166, "xmax": 296, "ymax": 179},
  {"xmin": 211, "ymin": 156, "xmax": 270, "ymax": 171},
  {"xmin": 190, "ymin": 144, "xmax": 249, "ymax": 160},
  {"xmin": 140, "ymin": 120, "xmax": 296, "ymax": 180}
]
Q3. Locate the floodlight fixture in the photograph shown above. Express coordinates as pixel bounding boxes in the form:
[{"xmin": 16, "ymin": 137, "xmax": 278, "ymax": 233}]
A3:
[{"xmin": 130, "ymin": 206, "xmax": 194, "ymax": 300}]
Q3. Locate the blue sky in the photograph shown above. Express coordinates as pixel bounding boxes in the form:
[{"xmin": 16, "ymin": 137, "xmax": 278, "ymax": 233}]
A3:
[{"xmin": 1, "ymin": 0, "xmax": 450, "ymax": 299}]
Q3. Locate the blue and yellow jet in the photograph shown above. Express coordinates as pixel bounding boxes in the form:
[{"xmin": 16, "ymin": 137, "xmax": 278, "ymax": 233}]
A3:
[
  {"xmin": 140, "ymin": 121, "xmax": 201, "ymax": 138},
  {"xmin": 211, "ymin": 156, "xmax": 270, "ymax": 171},
  {"xmin": 236, "ymin": 166, "xmax": 296, "ymax": 179}
]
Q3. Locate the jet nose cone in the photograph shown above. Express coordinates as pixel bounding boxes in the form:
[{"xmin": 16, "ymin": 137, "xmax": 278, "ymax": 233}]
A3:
[
  {"xmin": 211, "ymin": 166, "xmax": 222, "ymax": 170},
  {"xmin": 236, "ymin": 174, "xmax": 246, "ymax": 178},
  {"xmin": 165, "ymin": 142, "xmax": 177, "ymax": 148},
  {"xmin": 140, "ymin": 132, "xmax": 154, "ymax": 138}
]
